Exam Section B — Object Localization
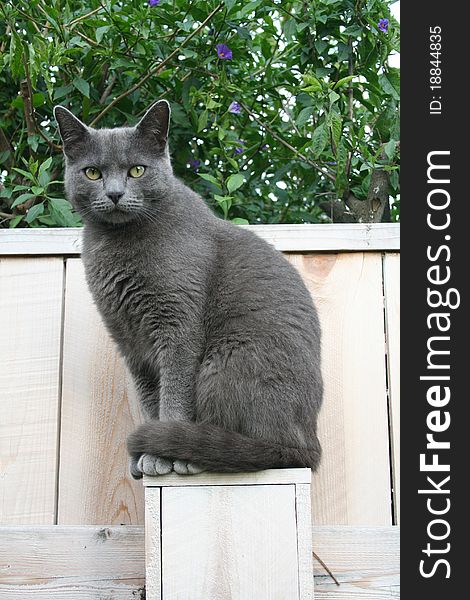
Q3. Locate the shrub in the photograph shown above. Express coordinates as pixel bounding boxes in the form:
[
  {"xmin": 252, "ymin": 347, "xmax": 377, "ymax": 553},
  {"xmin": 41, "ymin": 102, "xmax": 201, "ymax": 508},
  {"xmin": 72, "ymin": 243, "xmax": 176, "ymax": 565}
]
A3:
[{"xmin": 0, "ymin": 0, "xmax": 400, "ymax": 228}]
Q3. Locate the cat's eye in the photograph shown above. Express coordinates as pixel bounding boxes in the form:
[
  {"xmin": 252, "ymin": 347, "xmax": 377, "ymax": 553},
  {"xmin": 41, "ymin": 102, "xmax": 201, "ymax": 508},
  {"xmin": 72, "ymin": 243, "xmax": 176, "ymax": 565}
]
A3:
[
  {"xmin": 129, "ymin": 165, "xmax": 145, "ymax": 178},
  {"xmin": 85, "ymin": 167, "xmax": 102, "ymax": 180}
]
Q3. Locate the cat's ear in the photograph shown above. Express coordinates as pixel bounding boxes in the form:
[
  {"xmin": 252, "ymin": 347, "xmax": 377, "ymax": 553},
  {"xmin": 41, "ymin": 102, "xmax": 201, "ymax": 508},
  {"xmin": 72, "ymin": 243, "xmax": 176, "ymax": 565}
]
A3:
[
  {"xmin": 54, "ymin": 106, "xmax": 90, "ymax": 159},
  {"xmin": 135, "ymin": 100, "xmax": 170, "ymax": 151}
]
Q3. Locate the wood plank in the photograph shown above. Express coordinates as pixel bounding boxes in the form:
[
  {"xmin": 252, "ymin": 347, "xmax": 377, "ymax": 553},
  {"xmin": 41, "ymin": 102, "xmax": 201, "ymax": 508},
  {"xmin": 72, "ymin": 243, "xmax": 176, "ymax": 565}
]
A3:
[
  {"xmin": 296, "ymin": 483, "xmax": 314, "ymax": 600},
  {"xmin": 0, "ymin": 525, "xmax": 145, "ymax": 599},
  {"xmin": 0, "ymin": 525, "xmax": 399, "ymax": 599},
  {"xmin": 383, "ymin": 254, "xmax": 400, "ymax": 524},
  {"xmin": 160, "ymin": 484, "xmax": 299, "ymax": 599},
  {"xmin": 312, "ymin": 526, "xmax": 400, "ymax": 599},
  {"xmin": 57, "ymin": 258, "xmax": 144, "ymax": 525},
  {"xmin": 0, "ymin": 258, "xmax": 63, "ymax": 525},
  {"xmin": 144, "ymin": 467, "xmax": 311, "ymax": 487},
  {"xmin": 145, "ymin": 488, "xmax": 161, "ymax": 600},
  {"xmin": 287, "ymin": 253, "xmax": 392, "ymax": 525},
  {"xmin": 0, "ymin": 223, "xmax": 400, "ymax": 255}
]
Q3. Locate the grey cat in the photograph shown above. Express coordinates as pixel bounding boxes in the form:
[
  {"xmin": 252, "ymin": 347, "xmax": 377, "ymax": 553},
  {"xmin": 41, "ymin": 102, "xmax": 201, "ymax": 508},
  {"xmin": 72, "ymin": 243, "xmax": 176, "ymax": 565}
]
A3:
[{"xmin": 54, "ymin": 100, "xmax": 323, "ymax": 478}]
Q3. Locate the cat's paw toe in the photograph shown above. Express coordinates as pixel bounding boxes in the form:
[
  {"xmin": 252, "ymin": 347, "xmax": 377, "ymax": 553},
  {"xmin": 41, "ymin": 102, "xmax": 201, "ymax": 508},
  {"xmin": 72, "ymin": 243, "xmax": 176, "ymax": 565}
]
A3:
[
  {"xmin": 173, "ymin": 459, "xmax": 204, "ymax": 475},
  {"xmin": 187, "ymin": 462, "xmax": 204, "ymax": 474},
  {"xmin": 138, "ymin": 454, "xmax": 173, "ymax": 476},
  {"xmin": 129, "ymin": 456, "xmax": 143, "ymax": 480}
]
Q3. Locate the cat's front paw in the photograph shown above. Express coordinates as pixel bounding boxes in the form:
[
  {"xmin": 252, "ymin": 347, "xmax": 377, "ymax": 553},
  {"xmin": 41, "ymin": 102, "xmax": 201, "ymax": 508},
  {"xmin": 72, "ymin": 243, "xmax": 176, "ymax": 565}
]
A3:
[
  {"xmin": 173, "ymin": 459, "xmax": 205, "ymax": 475},
  {"xmin": 129, "ymin": 455, "xmax": 143, "ymax": 480},
  {"xmin": 137, "ymin": 453, "xmax": 173, "ymax": 476}
]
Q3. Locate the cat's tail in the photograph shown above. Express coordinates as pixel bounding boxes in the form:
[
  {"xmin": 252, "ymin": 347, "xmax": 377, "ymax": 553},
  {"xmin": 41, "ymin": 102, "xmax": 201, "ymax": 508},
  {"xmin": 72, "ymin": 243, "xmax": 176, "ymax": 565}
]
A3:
[{"xmin": 127, "ymin": 421, "xmax": 321, "ymax": 473}]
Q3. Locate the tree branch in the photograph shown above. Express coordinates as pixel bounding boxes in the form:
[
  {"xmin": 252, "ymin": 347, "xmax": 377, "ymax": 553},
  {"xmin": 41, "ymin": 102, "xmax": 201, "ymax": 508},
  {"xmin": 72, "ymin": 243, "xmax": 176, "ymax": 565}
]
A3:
[
  {"xmin": 238, "ymin": 101, "xmax": 336, "ymax": 182},
  {"xmin": 22, "ymin": 60, "xmax": 62, "ymax": 151},
  {"xmin": 89, "ymin": 3, "xmax": 225, "ymax": 127}
]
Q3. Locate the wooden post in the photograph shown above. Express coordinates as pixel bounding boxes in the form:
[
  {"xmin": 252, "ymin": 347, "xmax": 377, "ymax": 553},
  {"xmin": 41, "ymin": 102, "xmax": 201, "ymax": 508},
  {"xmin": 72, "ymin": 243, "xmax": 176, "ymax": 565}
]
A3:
[{"xmin": 144, "ymin": 468, "xmax": 313, "ymax": 600}]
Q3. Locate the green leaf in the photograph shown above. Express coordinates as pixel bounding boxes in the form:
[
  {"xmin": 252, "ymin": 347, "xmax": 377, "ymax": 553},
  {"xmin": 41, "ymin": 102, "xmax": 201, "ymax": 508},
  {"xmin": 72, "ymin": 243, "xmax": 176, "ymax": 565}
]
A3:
[
  {"xmin": 335, "ymin": 140, "xmax": 349, "ymax": 196},
  {"xmin": 214, "ymin": 194, "xmax": 233, "ymax": 218},
  {"xmin": 384, "ymin": 139, "xmax": 397, "ymax": 160},
  {"xmin": 198, "ymin": 173, "xmax": 221, "ymax": 188},
  {"xmin": 25, "ymin": 202, "xmax": 45, "ymax": 224},
  {"xmin": 296, "ymin": 107, "xmax": 313, "ymax": 127},
  {"xmin": 12, "ymin": 168, "xmax": 35, "ymax": 182},
  {"xmin": 283, "ymin": 18, "xmax": 297, "ymax": 41},
  {"xmin": 231, "ymin": 217, "xmax": 249, "ymax": 225},
  {"xmin": 73, "ymin": 77, "xmax": 90, "ymax": 98},
  {"xmin": 379, "ymin": 73, "xmax": 400, "ymax": 100},
  {"xmin": 197, "ymin": 110, "xmax": 208, "ymax": 133},
  {"xmin": 329, "ymin": 112, "xmax": 342, "ymax": 149},
  {"xmin": 30, "ymin": 160, "xmax": 39, "ymax": 176},
  {"xmin": 311, "ymin": 123, "xmax": 329, "ymax": 158},
  {"xmin": 9, "ymin": 215, "xmax": 24, "ymax": 228},
  {"xmin": 39, "ymin": 157, "xmax": 53, "ymax": 175},
  {"xmin": 48, "ymin": 198, "xmax": 78, "ymax": 226},
  {"xmin": 302, "ymin": 74, "xmax": 322, "ymax": 93},
  {"xmin": 10, "ymin": 193, "xmax": 36, "ymax": 209},
  {"xmin": 95, "ymin": 26, "xmax": 110, "ymax": 43},
  {"xmin": 328, "ymin": 90, "xmax": 340, "ymax": 105},
  {"xmin": 333, "ymin": 75, "xmax": 355, "ymax": 89},
  {"xmin": 226, "ymin": 173, "xmax": 244, "ymax": 193}
]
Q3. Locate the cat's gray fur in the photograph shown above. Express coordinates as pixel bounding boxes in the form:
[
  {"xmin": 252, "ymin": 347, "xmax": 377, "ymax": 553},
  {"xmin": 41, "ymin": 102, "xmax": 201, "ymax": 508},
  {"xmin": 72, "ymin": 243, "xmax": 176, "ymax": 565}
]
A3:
[{"xmin": 54, "ymin": 101, "xmax": 323, "ymax": 477}]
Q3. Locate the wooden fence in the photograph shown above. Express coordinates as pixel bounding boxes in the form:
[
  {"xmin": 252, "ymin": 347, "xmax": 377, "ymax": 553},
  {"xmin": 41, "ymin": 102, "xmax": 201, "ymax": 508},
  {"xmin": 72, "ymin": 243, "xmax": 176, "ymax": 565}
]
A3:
[
  {"xmin": 0, "ymin": 223, "xmax": 400, "ymax": 597},
  {"xmin": 0, "ymin": 223, "xmax": 399, "ymax": 528}
]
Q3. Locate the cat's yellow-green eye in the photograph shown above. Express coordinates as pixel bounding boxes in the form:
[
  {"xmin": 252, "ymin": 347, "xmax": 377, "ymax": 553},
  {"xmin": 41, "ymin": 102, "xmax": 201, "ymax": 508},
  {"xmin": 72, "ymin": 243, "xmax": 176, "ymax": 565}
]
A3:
[
  {"xmin": 129, "ymin": 165, "xmax": 145, "ymax": 178},
  {"xmin": 85, "ymin": 167, "xmax": 102, "ymax": 180}
]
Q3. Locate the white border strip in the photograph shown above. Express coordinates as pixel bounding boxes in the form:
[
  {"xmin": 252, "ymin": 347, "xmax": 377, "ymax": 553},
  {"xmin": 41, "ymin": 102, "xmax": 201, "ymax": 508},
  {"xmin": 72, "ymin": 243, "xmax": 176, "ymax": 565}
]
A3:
[{"xmin": 0, "ymin": 223, "xmax": 399, "ymax": 255}]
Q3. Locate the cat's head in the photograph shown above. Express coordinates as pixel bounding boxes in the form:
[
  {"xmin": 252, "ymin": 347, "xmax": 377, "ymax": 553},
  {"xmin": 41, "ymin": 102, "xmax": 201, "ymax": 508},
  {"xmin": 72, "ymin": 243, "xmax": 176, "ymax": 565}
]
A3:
[{"xmin": 54, "ymin": 100, "xmax": 173, "ymax": 226}]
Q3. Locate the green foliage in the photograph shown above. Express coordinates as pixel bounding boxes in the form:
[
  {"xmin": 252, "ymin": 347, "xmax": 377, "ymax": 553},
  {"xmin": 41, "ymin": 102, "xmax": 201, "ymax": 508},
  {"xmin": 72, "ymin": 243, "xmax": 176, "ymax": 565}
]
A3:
[{"xmin": 0, "ymin": 0, "xmax": 400, "ymax": 227}]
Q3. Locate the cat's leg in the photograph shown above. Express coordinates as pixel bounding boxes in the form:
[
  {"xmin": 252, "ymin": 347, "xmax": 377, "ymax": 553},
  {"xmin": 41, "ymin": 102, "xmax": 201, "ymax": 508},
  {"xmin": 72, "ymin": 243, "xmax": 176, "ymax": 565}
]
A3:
[
  {"xmin": 127, "ymin": 367, "xmax": 173, "ymax": 477},
  {"xmin": 158, "ymin": 347, "xmax": 204, "ymax": 475}
]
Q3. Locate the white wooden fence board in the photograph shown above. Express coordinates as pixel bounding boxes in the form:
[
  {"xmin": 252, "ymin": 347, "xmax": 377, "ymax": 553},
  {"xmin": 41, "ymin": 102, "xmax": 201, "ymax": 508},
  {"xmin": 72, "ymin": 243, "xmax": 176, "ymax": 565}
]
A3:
[
  {"xmin": 0, "ymin": 258, "xmax": 63, "ymax": 525},
  {"xmin": 0, "ymin": 525, "xmax": 399, "ymax": 599},
  {"xmin": 160, "ymin": 484, "xmax": 299, "ymax": 600},
  {"xmin": 57, "ymin": 258, "xmax": 144, "ymax": 525},
  {"xmin": 287, "ymin": 253, "xmax": 392, "ymax": 525},
  {"xmin": 0, "ymin": 525, "xmax": 144, "ymax": 599},
  {"xmin": 296, "ymin": 483, "xmax": 314, "ymax": 600},
  {"xmin": 383, "ymin": 254, "xmax": 400, "ymax": 524},
  {"xmin": 145, "ymin": 488, "xmax": 161, "ymax": 600},
  {"xmin": 144, "ymin": 467, "xmax": 311, "ymax": 487},
  {"xmin": 312, "ymin": 526, "xmax": 400, "ymax": 599},
  {"xmin": 0, "ymin": 223, "xmax": 400, "ymax": 255}
]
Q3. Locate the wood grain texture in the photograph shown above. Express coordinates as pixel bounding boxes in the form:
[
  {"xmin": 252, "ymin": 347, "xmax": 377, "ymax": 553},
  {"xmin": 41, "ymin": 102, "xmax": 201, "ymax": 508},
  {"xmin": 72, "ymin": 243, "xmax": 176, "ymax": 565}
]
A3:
[
  {"xmin": 160, "ymin": 484, "xmax": 299, "ymax": 599},
  {"xmin": 296, "ymin": 483, "xmax": 314, "ymax": 600},
  {"xmin": 312, "ymin": 526, "xmax": 400, "ymax": 599},
  {"xmin": 0, "ymin": 525, "xmax": 399, "ymax": 599},
  {"xmin": 57, "ymin": 258, "xmax": 144, "ymax": 525},
  {"xmin": 0, "ymin": 258, "xmax": 63, "ymax": 525},
  {"xmin": 0, "ymin": 223, "xmax": 400, "ymax": 255},
  {"xmin": 145, "ymin": 488, "xmax": 161, "ymax": 600},
  {"xmin": 287, "ymin": 253, "xmax": 392, "ymax": 525},
  {"xmin": 0, "ymin": 525, "xmax": 145, "ymax": 599},
  {"xmin": 383, "ymin": 254, "xmax": 400, "ymax": 524},
  {"xmin": 144, "ymin": 467, "xmax": 311, "ymax": 487}
]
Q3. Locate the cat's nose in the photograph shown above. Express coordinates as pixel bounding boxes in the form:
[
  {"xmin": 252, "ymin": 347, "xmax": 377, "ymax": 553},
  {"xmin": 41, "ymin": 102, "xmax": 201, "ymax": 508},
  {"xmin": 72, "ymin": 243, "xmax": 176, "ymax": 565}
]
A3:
[{"xmin": 107, "ymin": 192, "xmax": 124, "ymax": 205}]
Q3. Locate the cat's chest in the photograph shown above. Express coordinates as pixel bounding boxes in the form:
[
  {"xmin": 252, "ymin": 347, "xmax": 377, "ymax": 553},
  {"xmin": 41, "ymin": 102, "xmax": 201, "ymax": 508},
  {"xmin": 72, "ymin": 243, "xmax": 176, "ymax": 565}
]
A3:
[{"xmin": 82, "ymin": 241, "xmax": 160, "ymax": 344}]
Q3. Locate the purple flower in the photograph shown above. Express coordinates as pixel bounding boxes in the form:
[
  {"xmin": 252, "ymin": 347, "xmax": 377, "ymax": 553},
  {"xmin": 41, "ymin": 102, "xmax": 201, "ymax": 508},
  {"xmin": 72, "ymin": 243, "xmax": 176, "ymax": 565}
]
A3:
[
  {"xmin": 148, "ymin": 0, "xmax": 161, "ymax": 6},
  {"xmin": 216, "ymin": 44, "xmax": 233, "ymax": 60},
  {"xmin": 189, "ymin": 159, "xmax": 201, "ymax": 171},
  {"xmin": 378, "ymin": 18, "xmax": 389, "ymax": 32},
  {"xmin": 261, "ymin": 144, "xmax": 269, "ymax": 150},
  {"xmin": 233, "ymin": 139, "xmax": 245, "ymax": 155},
  {"xmin": 229, "ymin": 101, "xmax": 242, "ymax": 114}
]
